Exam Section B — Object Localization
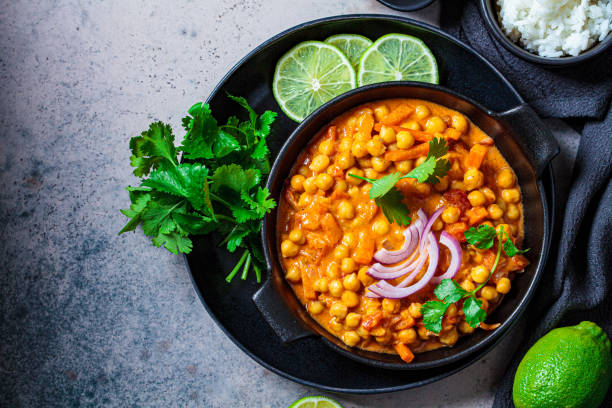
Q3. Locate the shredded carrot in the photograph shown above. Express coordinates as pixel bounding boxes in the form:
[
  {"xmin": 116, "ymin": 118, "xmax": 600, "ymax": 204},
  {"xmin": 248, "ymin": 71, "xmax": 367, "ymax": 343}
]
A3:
[
  {"xmin": 384, "ymin": 142, "xmax": 429, "ymax": 161},
  {"xmin": 320, "ymin": 212, "xmax": 342, "ymax": 246},
  {"xmin": 357, "ymin": 113, "xmax": 374, "ymax": 138},
  {"xmin": 353, "ymin": 234, "xmax": 375, "ymax": 264},
  {"xmin": 362, "ymin": 311, "xmax": 383, "ymax": 330},
  {"xmin": 301, "ymin": 266, "xmax": 317, "ymax": 300},
  {"xmin": 465, "ymin": 144, "xmax": 489, "ymax": 169},
  {"xmin": 445, "ymin": 222, "xmax": 467, "ymax": 243},
  {"xmin": 466, "ymin": 206, "xmax": 488, "ymax": 225},
  {"xmin": 382, "ymin": 105, "xmax": 413, "ymax": 125},
  {"xmin": 373, "ymin": 123, "xmax": 433, "ymax": 142},
  {"xmin": 394, "ymin": 343, "xmax": 415, "ymax": 363},
  {"xmin": 444, "ymin": 127, "xmax": 462, "ymax": 141},
  {"xmin": 326, "ymin": 125, "xmax": 337, "ymax": 142}
]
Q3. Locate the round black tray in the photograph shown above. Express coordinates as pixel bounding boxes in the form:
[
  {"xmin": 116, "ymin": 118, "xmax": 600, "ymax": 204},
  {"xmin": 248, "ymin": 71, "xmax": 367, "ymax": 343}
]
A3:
[{"xmin": 184, "ymin": 14, "xmax": 555, "ymax": 393}]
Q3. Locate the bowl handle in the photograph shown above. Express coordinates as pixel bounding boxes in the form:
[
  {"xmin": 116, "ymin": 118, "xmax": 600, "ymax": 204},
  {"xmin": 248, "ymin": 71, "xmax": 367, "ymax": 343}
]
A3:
[
  {"xmin": 492, "ymin": 104, "xmax": 559, "ymax": 178},
  {"xmin": 252, "ymin": 277, "xmax": 314, "ymax": 343}
]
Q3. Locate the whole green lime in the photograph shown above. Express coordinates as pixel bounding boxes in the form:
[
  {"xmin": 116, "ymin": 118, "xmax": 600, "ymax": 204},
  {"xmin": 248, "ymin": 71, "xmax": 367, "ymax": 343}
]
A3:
[{"xmin": 513, "ymin": 321, "xmax": 612, "ymax": 408}]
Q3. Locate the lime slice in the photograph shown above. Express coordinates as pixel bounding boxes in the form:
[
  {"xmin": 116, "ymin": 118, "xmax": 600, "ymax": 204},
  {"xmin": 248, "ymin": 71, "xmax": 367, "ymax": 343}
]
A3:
[
  {"xmin": 273, "ymin": 41, "xmax": 357, "ymax": 122},
  {"xmin": 357, "ymin": 33, "xmax": 438, "ymax": 86},
  {"xmin": 324, "ymin": 34, "xmax": 373, "ymax": 69},
  {"xmin": 288, "ymin": 396, "xmax": 344, "ymax": 408}
]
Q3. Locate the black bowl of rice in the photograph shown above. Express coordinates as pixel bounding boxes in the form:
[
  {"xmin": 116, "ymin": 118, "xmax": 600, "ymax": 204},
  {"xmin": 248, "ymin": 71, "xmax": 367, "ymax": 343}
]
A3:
[{"xmin": 479, "ymin": 0, "xmax": 612, "ymax": 66}]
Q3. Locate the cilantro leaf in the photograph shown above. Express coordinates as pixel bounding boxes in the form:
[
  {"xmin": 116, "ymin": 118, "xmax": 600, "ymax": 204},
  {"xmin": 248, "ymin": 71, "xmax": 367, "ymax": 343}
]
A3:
[
  {"xmin": 499, "ymin": 226, "xmax": 529, "ymax": 257},
  {"xmin": 180, "ymin": 103, "xmax": 219, "ymax": 160},
  {"xmin": 426, "ymin": 136, "xmax": 449, "ymax": 159},
  {"xmin": 421, "ymin": 301, "xmax": 449, "ymax": 333},
  {"xmin": 212, "ymin": 130, "xmax": 240, "ymax": 158},
  {"xmin": 465, "ymin": 225, "xmax": 497, "ymax": 249},
  {"xmin": 404, "ymin": 138, "xmax": 450, "ymax": 184},
  {"xmin": 241, "ymin": 187, "xmax": 276, "ymax": 217},
  {"xmin": 256, "ymin": 110, "xmax": 277, "ymax": 138},
  {"xmin": 119, "ymin": 191, "xmax": 152, "ymax": 234},
  {"xmin": 433, "ymin": 279, "xmax": 468, "ymax": 303},
  {"xmin": 463, "ymin": 296, "xmax": 487, "ymax": 328},
  {"xmin": 151, "ymin": 231, "xmax": 193, "ymax": 254},
  {"xmin": 367, "ymin": 172, "xmax": 403, "ymax": 198},
  {"xmin": 211, "ymin": 164, "xmax": 260, "ymax": 194},
  {"xmin": 129, "ymin": 122, "xmax": 178, "ymax": 177},
  {"xmin": 374, "ymin": 187, "xmax": 412, "ymax": 226}
]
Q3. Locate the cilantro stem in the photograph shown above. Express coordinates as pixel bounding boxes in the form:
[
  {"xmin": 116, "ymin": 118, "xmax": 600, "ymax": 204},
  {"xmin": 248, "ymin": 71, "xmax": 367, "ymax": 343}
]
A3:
[
  {"xmin": 253, "ymin": 263, "xmax": 262, "ymax": 283},
  {"xmin": 215, "ymin": 214, "xmax": 236, "ymax": 223},
  {"xmin": 209, "ymin": 192, "xmax": 234, "ymax": 208},
  {"xmin": 241, "ymin": 252, "xmax": 252, "ymax": 280},
  {"xmin": 469, "ymin": 234, "xmax": 503, "ymax": 297},
  {"xmin": 225, "ymin": 250, "xmax": 249, "ymax": 283},
  {"xmin": 348, "ymin": 174, "xmax": 375, "ymax": 183}
]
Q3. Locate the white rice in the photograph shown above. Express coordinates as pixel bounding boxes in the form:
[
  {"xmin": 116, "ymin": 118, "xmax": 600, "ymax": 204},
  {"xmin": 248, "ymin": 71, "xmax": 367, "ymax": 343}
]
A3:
[{"xmin": 496, "ymin": 0, "xmax": 612, "ymax": 57}]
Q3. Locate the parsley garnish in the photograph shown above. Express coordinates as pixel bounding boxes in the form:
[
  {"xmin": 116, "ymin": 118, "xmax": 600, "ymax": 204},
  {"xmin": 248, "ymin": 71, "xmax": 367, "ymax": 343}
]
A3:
[
  {"xmin": 349, "ymin": 137, "xmax": 450, "ymax": 226},
  {"xmin": 421, "ymin": 225, "xmax": 529, "ymax": 333},
  {"xmin": 119, "ymin": 94, "xmax": 277, "ymax": 283}
]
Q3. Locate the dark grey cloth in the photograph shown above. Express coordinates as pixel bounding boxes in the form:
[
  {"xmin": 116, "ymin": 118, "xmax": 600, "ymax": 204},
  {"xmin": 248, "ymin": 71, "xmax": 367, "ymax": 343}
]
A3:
[{"xmin": 440, "ymin": 1, "xmax": 612, "ymax": 407}]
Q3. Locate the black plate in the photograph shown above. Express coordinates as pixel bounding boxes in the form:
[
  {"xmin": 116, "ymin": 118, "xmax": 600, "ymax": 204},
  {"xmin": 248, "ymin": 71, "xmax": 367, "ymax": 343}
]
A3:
[{"xmin": 185, "ymin": 15, "xmax": 556, "ymax": 393}]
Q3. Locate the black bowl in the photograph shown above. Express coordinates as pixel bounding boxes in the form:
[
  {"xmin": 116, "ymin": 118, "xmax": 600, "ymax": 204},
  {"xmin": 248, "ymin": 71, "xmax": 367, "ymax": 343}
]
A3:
[
  {"xmin": 479, "ymin": 0, "xmax": 612, "ymax": 66},
  {"xmin": 376, "ymin": 0, "xmax": 436, "ymax": 12},
  {"xmin": 256, "ymin": 82, "xmax": 558, "ymax": 370}
]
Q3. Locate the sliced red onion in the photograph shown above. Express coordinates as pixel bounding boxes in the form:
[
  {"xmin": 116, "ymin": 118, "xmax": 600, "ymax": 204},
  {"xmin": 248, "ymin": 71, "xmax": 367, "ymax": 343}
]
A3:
[
  {"xmin": 431, "ymin": 231, "xmax": 462, "ymax": 284},
  {"xmin": 373, "ymin": 223, "xmax": 418, "ymax": 264},
  {"xmin": 417, "ymin": 208, "xmax": 428, "ymax": 227},
  {"xmin": 369, "ymin": 232, "xmax": 439, "ymax": 299},
  {"xmin": 395, "ymin": 247, "xmax": 429, "ymax": 288},
  {"xmin": 419, "ymin": 206, "xmax": 445, "ymax": 252}
]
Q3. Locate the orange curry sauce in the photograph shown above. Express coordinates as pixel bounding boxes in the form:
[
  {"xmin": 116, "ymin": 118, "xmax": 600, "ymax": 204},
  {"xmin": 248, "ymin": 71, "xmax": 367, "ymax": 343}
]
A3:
[{"xmin": 277, "ymin": 99, "xmax": 529, "ymax": 363}]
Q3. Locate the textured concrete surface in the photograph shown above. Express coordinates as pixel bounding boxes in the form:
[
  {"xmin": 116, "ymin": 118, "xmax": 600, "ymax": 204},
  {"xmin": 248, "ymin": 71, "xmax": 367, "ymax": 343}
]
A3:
[{"xmin": 0, "ymin": 1, "xmax": 534, "ymax": 406}]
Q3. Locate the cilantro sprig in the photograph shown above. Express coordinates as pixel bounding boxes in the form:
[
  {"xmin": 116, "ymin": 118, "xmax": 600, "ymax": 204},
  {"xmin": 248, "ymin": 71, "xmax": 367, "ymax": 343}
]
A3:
[
  {"xmin": 349, "ymin": 137, "xmax": 450, "ymax": 226},
  {"xmin": 421, "ymin": 225, "xmax": 529, "ymax": 333},
  {"xmin": 119, "ymin": 94, "xmax": 277, "ymax": 283}
]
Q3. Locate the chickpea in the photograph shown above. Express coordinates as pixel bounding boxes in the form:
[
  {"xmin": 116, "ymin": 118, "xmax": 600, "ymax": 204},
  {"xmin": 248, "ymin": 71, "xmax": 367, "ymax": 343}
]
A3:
[
  {"xmin": 408, "ymin": 302, "xmax": 423, "ymax": 318},
  {"xmin": 418, "ymin": 325, "xmax": 432, "ymax": 340},
  {"xmin": 351, "ymin": 140, "xmax": 368, "ymax": 158},
  {"xmin": 342, "ymin": 331, "xmax": 361, "ymax": 347},
  {"xmin": 288, "ymin": 229, "xmax": 305, "ymax": 245},
  {"xmin": 374, "ymin": 105, "xmax": 390, "ymax": 122},
  {"xmin": 318, "ymin": 139, "xmax": 335, "ymax": 156},
  {"xmin": 446, "ymin": 303, "xmax": 458, "ymax": 317},
  {"xmin": 506, "ymin": 203, "xmax": 520, "ymax": 221},
  {"xmin": 346, "ymin": 168, "xmax": 364, "ymax": 186},
  {"xmin": 290, "ymin": 174, "xmax": 305, "ymax": 191},
  {"xmin": 358, "ymin": 266, "xmax": 374, "ymax": 287},
  {"xmin": 356, "ymin": 326, "xmax": 370, "ymax": 339},
  {"xmin": 302, "ymin": 177, "xmax": 317, "ymax": 194},
  {"xmin": 341, "ymin": 258, "xmax": 357, "ymax": 274},
  {"xmin": 313, "ymin": 277, "xmax": 329, "ymax": 293},
  {"xmin": 394, "ymin": 329, "xmax": 416, "ymax": 346},
  {"xmin": 338, "ymin": 138, "xmax": 352, "ymax": 152},
  {"xmin": 460, "ymin": 279, "xmax": 475, "ymax": 292},
  {"xmin": 372, "ymin": 219, "xmax": 390, "ymax": 235},
  {"xmin": 488, "ymin": 203, "xmax": 504, "ymax": 220},
  {"xmin": 314, "ymin": 173, "xmax": 334, "ymax": 191},
  {"xmin": 402, "ymin": 120, "xmax": 421, "ymax": 131},
  {"xmin": 432, "ymin": 218, "xmax": 444, "ymax": 231},
  {"xmin": 425, "ymin": 116, "xmax": 447, "ymax": 133},
  {"xmin": 285, "ymin": 266, "xmax": 301, "ymax": 283},
  {"xmin": 364, "ymin": 168, "xmax": 379, "ymax": 179},
  {"xmin": 298, "ymin": 165, "xmax": 309, "ymax": 176},
  {"xmin": 343, "ymin": 273, "xmax": 361, "ymax": 291},
  {"xmin": 501, "ymin": 188, "xmax": 521, "ymax": 203},
  {"xmin": 336, "ymin": 180, "xmax": 348, "ymax": 193},
  {"xmin": 451, "ymin": 115, "xmax": 468, "ymax": 133},
  {"xmin": 440, "ymin": 328, "xmax": 459, "ymax": 345},
  {"xmin": 459, "ymin": 320, "xmax": 475, "ymax": 334},
  {"xmin": 464, "ymin": 168, "xmax": 484, "ymax": 191},
  {"xmin": 481, "ymin": 286, "xmax": 498, "ymax": 301},
  {"xmin": 396, "ymin": 131, "xmax": 415, "ymax": 149},
  {"xmin": 329, "ymin": 317, "xmax": 344, "ymax": 332},
  {"xmin": 342, "ymin": 232, "xmax": 357, "ymax": 248},
  {"xmin": 451, "ymin": 180, "xmax": 466, "ymax": 190},
  {"xmin": 434, "ymin": 176, "xmax": 449, "ymax": 192},
  {"xmin": 371, "ymin": 156, "xmax": 390, "ymax": 172},
  {"xmin": 382, "ymin": 298, "xmax": 400, "ymax": 314},
  {"xmin": 342, "ymin": 291, "xmax": 360, "ymax": 308},
  {"xmin": 337, "ymin": 200, "xmax": 355, "ymax": 219},
  {"xmin": 371, "ymin": 327, "xmax": 386, "ymax": 337},
  {"xmin": 357, "ymin": 157, "xmax": 372, "ymax": 169},
  {"xmin": 414, "ymin": 104, "xmax": 430, "ymax": 120},
  {"xmin": 496, "ymin": 169, "xmax": 515, "ymax": 188},
  {"xmin": 366, "ymin": 137, "xmax": 386, "ymax": 157},
  {"xmin": 336, "ymin": 152, "xmax": 355, "ymax": 170},
  {"xmin": 308, "ymin": 300, "xmax": 324, "ymax": 315},
  {"xmin": 496, "ymin": 224, "xmax": 512, "ymax": 241},
  {"xmin": 310, "ymin": 154, "xmax": 330, "ymax": 173},
  {"xmin": 496, "ymin": 277, "xmax": 511, "ymax": 294},
  {"xmin": 481, "ymin": 187, "xmax": 496, "ymax": 203},
  {"xmin": 415, "ymin": 156, "xmax": 427, "ymax": 167},
  {"xmin": 472, "ymin": 251, "xmax": 483, "ymax": 263},
  {"xmin": 468, "ymin": 190, "xmax": 486, "ymax": 207},
  {"xmin": 441, "ymin": 206, "xmax": 461, "ymax": 224},
  {"xmin": 380, "ymin": 125, "xmax": 396, "ymax": 144},
  {"xmin": 396, "ymin": 160, "xmax": 413, "ymax": 173},
  {"xmin": 329, "ymin": 279, "xmax": 343, "ymax": 297},
  {"xmin": 281, "ymin": 240, "xmax": 299, "ymax": 258},
  {"xmin": 345, "ymin": 312, "xmax": 362, "ymax": 328},
  {"xmin": 330, "ymin": 302, "xmax": 348, "ymax": 319},
  {"xmin": 298, "ymin": 193, "xmax": 312, "ymax": 208},
  {"xmin": 331, "ymin": 245, "xmax": 348, "ymax": 260},
  {"xmin": 471, "ymin": 265, "xmax": 490, "ymax": 283},
  {"xmin": 326, "ymin": 262, "xmax": 341, "ymax": 279}
]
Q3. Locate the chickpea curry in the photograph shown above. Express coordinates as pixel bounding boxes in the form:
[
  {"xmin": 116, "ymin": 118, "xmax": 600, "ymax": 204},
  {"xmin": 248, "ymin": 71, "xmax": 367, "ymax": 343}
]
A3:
[{"xmin": 277, "ymin": 99, "xmax": 529, "ymax": 363}]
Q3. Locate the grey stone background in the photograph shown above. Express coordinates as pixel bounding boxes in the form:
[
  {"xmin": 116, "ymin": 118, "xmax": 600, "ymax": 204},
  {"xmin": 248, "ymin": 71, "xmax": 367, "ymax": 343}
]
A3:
[{"xmin": 0, "ymin": 1, "xmax": 577, "ymax": 406}]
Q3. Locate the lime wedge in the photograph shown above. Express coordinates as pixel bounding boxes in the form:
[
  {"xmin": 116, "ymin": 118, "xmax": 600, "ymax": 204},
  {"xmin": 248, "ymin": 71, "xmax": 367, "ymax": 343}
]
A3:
[
  {"xmin": 357, "ymin": 33, "xmax": 438, "ymax": 86},
  {"xmin": 324, "ymin": 34, "xmax": 373, "ymax": 69},
  {"xmin": 288, "ymin": 396, "xmax": 344, "ymax": 408},
  {"xmin": 273, "ymin": 41, "xmax": 357, "ymax": 122}
]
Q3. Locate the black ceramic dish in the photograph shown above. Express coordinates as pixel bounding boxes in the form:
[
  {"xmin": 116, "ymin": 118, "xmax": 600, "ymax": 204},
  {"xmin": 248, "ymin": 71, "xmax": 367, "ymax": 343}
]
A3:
[
  {"xmin": 376, "ymin": 0, "xmax": 435, "ymax": 12},
  {"xmin": 479, "ymin": 0, "xmax": 612, "ymax": 66},
  {"xmin": 185, "ymin": 14, "xmax": 557, "ymax": 392}
]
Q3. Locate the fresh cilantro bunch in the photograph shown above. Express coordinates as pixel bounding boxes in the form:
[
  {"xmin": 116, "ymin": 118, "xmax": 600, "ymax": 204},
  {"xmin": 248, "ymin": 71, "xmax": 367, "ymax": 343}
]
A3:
[
  {"xmin": 349, "ymin": 137, "xmax": 450, "ymax": 225},
  {"xmin": 421, "ymin": 225, "xmax": 529, "ymax": 333},
  {"xmin": 119, "ymin": 94, "xmax": 277, "ymax": 283}
]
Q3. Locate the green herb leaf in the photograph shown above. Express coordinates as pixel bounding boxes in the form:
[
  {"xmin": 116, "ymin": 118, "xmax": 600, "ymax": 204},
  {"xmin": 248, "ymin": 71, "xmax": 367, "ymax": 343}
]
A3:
[
  {"xmin": 499, "ymin": 226, "xmax": 529, "ymax": 257},
  {"xmin": 374, "ymin": 187, "xmax": 412, "ymax": 226},
  {"xmin": 367, "ymin": 172, "xmax": 403, "ymax": 199},
  {"xmin": 211, "ymin": 164, "xmax": 260, "ymax": 194},
  {"xmin": 151, "ymin": 231, "xmax": 193, "ymax": 255},
  {"xmin": 465, "ymin": 224, "xmax": 497, "ymax": 249},
  {"xmin": 142, "ymin": 163, "xmax": 210, "ymax": 213},
  {"xmin": 129, "ymin": 122, "xmax": 178, "ymax": 177},
  {"xmin": 463, "ymin": 296, "xmax": 487, "ymax": 328},
  {"xmin": 434, "ymin": 279, "xmax": 468, "ymax": 303},
  {"xmin": 421, "ymin": 300, "xmax": 449, "ymax": 333},
  {"xmin": 426, "ymin": 136, "xmax": 449, "ymax": 159},
  {"xmin": 404, "ymin": 137, "xmax": 450, "ymax": 184}
]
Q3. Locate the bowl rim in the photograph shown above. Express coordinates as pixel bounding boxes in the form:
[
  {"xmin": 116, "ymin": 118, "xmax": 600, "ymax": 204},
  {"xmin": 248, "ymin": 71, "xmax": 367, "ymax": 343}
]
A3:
[
  {"xmin": 262, "ymin": 81, "xmax": 553, "ymax": 370},
  {"xmin": 376, "ymin": 0, "xmax": 436, "ymax": 12},
  {"xmin": 478, "ymin": 0, "xmax": 612, "ymax": 66}
]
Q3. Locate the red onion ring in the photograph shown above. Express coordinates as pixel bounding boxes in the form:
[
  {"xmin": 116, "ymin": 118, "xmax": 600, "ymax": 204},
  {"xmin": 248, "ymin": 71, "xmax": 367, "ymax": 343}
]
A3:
[
  {"xmin": 419, "ymin": 206, "xmax": 445, "ymax": 252},
  {"xmin": 431, "ymin": 231, "xmax": 462, "ymax": 284},
  {"xmin": 373, "ymin": 223, "xmax": 419, "ymax": 265}
]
